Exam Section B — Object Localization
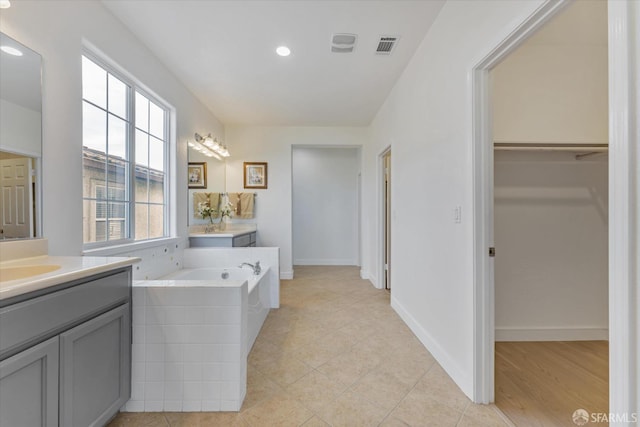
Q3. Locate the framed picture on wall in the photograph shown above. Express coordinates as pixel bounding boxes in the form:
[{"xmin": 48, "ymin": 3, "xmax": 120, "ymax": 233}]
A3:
[
  {"xmin": 243, "ymin": 162, "xmax": 268, "ymax": 189},
  {"xmin": 188, "ymin": 162, "xmax": 207, "ymax": 188}
]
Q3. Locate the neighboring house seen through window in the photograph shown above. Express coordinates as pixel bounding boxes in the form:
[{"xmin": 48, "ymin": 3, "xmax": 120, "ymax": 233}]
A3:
[{"xmin": 82, "ymin": 54, "xmax": 169, "ymax": 247}]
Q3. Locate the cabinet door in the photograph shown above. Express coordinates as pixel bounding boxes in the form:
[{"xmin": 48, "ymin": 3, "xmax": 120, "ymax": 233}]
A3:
[
  {"xmin": 59, "ymin": 304, "xmax": 130, "ymax": 427},
  {"xmin": 0, "ymin": 337, "xmax": 59, "ymax": 427}
]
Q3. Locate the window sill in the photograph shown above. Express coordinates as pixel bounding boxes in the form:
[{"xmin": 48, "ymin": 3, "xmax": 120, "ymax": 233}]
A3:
[{"xmin": 83, "ymin": 237, "xmax": 181, "ymax": 257}]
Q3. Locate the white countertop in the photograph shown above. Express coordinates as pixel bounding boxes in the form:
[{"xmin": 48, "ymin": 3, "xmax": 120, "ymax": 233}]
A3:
[
  {"xmin": 189, "ymin": 223, "xmax": 257, "ymax": 238},
  {"xmin": 0, "ymin": 255, "xmax": 140, "ymax": 301}
]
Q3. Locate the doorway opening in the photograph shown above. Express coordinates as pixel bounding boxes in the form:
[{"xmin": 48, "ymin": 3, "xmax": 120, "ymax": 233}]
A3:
[
  {"xmin": 490, "ymin": 3, "xmax": 609, "ymax": 422},
  {"xmin": 472, "ymin": 0, "xmax": 637, "ymax": 417},
  {"xmin": 292, "ymin": 146, "xmax": 361, "ymax": 268}
]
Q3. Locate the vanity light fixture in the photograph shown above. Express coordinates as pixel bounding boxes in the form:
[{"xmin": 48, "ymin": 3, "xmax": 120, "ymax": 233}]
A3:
[
  {"xmin": 0, "ymin": 1, "xmax": 10, "ymax": 9},
  {"xmin": 193, "ymin": 133, "xmax": 230, "ymax": 158},
  {"xmin": 276, "ymin": 46, "xmax": 291, "ymax": 57},
  {"xmin": 0, "ymin": 45, "xmax": 23, "ymax": 56},
  {"xmin": 187, "ymin": 140, "xmax": 221, "ymax": 160}
]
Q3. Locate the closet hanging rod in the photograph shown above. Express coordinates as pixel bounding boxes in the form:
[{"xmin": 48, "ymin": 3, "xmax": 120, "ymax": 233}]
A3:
[{"xmin": 493, "ymin": 142, "xmax": 608, "ymax": 152}]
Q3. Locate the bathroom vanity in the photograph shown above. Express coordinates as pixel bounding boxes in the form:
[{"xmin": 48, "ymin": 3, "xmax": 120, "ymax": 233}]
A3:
[
  {"xmin": 189, "ymin": 224, "xmax": 257, "ymax": 248},
  {"xmin": 0, "ymin": 247, "xmax": 138, "ymax": 427}
]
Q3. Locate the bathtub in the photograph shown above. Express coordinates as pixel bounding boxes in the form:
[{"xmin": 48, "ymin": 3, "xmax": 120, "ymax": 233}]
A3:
[
  {"xmin": 162, "ymin": 267, "xmax": 263, "ymax": 292},
  {"xmin": 160, "ymin": 266, "xmax": 271, "ymax": 350},
  {"xmin": 126, "ymin": 265, "xmax": 272, "ymax": 412}
]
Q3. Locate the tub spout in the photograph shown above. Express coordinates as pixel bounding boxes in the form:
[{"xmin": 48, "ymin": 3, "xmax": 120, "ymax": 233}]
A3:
[{"xmin": 239, "ymin": 261, "xmax": 261, "ymax": 275}]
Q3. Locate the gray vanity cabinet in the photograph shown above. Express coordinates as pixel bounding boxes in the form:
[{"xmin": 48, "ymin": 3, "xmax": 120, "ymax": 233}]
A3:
[
  {"xmin": 60, "ymin": 303, "xmax": 130, "ymax": 427},
  {"xmin": 0, "ymin": 268, "xmax": 132, "ymax": 427},
  {"xmin": 0, "ymin": 337, "xmax": 59, "ymax": 427},
  {"xmin": 189, "ymin": 231, "xmax": 257, "ymax": 247}
]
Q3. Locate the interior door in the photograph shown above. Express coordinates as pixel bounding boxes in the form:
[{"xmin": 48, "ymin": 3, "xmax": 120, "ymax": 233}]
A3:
[
  {"xmin": 384, "ymin": 151, "xmax": 391, "ymax": 290},
  {"xmin": 0, "ymin": 157, "xmax": 32, "ymax": 239}
]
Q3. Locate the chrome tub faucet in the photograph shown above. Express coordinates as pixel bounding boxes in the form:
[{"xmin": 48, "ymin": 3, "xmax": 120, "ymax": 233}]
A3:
[{"xmin": 238, "ymin": 261, "xmax": 261, "ymax": 275}]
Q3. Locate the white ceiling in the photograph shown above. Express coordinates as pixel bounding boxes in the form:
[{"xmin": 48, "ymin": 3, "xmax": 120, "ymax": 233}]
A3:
[{"xmin": 102, "ymin": 0, "xmax": 445, "ymax": 126}]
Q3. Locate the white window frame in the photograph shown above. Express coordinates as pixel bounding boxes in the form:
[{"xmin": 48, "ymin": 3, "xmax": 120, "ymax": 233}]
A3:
[{"xmin": 82, "ymin": 49, "xmax": 173, "ymax": 250}]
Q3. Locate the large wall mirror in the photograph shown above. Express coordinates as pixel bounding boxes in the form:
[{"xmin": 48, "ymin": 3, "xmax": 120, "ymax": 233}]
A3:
[
  {"xmin": 187, "ymin": 146, "xmax": 226, "ymax": 225},
  {"xmin": 0, "ymin": 32, "xmax": 43, "ymax": 240}
]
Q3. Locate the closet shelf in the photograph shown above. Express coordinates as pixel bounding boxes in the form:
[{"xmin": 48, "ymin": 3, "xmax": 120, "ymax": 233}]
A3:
[
  {"xmin": 493, "ymin": 142, "xmax": 608, "ymax": 152},
  {"xmin": 494, "ymin": 142, "xmax": 608, "ymax": 160}
]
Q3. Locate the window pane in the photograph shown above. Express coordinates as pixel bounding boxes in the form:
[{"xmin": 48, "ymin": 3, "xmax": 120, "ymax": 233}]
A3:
[
  {"xmin": 83, "ymin": 102, "xmax": 107, "ymax": 153},
  {"xmin": 83, "ymin": 151, "xmax": 106, "ymax": 199},
  {"xmin": 83, "ymin": 54, "xmax": 169, "ymax": 246},
  {"xmin": 82, "ymin": 56, "xmax": 107, "ymax": 108},
  {"xmin": 83, "ymin": 200, "xmax": 107, "ymax": 243},
  {"xmin": 135, "ymin": 203, "xmax": 149, "ymax": 240},
  {"xmin": 107, "ymin": 217, "xmax": 126, "ymax": 240},
  {"xmin": 96, "ymin": 201, "xmax": 106, "ymax": 219},
  {"xmin": 149, "ymin": 172, "xmax": 164, "ymax": 204},
  {"xmin": 107, "ymin": 161, "xmax": 127, "ymax": 198},
  {"xmin": 134, "ymin": 168, "xmax": 149, "ymax": 203},
  {"xmin": 135, "ymin": 130, "xmax": 149, "ymax": 167},
  {"xmin": 149, "ymin": 136, "xmax": 164, "ymax": 171},
  {"xmin": 149, "ymin": 204, "xmax": 164, "ymax": 239},
  {"xmin": 108, "ymin": 74, "xmax": 127, "ymax": 118},
  {"xmin": 108, "ymin": 201, "xmax": 127, "ymax": 220},
  {"xmin": 135, "ymin": 92, "xmax": 149, "ymax": 132},
  {"xmin": 108, "ymin": 115, "xmax": 127, "ymax": 159},
  {"xmin": 149, "ymin": 101, "xmax": 164, "ymax": 139}
]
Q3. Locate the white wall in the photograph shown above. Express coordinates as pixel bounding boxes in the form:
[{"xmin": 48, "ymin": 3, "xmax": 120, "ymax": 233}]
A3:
[
  {"xmin": 492, "ymin": 46, "xmax": 608, "ymax": 144},
  {"xmin": 365, "ymin": 0, "xmax": 547, "ymax": 398},
  {"xmin": 225, "ymin": 126, "xmax": 367, "ymax": 279},
  {"xmin": 492, "ymin": 0, "xmax": 608, "ymax": 145},
  {"xmin": 0, "ymin": 0, "xmax": 224, "ymax": 256},
  {"xmin": 494, "ymin": 151, "xmax": 608, "ymax": 340},
  {"xmin": 0, "ymin": 99, "xmax": 41, "ymax": 157},
  {"xmin": 292, "ymin": 146, "xmax": 360, "ymax": 266}
]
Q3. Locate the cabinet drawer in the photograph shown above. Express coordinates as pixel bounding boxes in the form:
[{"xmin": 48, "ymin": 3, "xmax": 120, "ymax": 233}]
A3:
[
  {"xmin": 0, "ymin": 270, "xmax": 130, "ymax": 359},
  {"xmin": 233, "ymin": 234, "xmax": 252, "ymax": 247}
]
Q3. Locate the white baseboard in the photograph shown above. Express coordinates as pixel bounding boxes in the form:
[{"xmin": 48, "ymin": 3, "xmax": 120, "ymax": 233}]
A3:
[
  {"xmin": 360, "ymin": 270, "xmax": 381, "ymax": 289},
  {"xmin": 391, "ymin": 295, "xmax": 472, "ymax": 398},
  {"xmin": 495, "ymin": 327, "xmax": 609, "ymax": 342},
  {"xmin": 293, "ymin": 258, "xmax": 358, "ymax": 266},
  {"xmin": 280, "ymin": 270, "xmax": 294, "ymax": 280}
]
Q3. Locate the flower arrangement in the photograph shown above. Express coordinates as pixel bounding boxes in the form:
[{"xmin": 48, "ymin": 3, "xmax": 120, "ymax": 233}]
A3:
[
  {"xmin": 219, "ymin": 201, "xmax": 234, "ymax": 220},
  {"xmin": 197, "ymin": 201, "xmax": 218, "ymax": 224}
]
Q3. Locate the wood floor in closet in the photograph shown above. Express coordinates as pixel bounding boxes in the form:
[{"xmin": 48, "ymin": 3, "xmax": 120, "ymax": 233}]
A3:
[{"xmin": 495, "ymin": 341, "xmax": 609, "ymax": 426}]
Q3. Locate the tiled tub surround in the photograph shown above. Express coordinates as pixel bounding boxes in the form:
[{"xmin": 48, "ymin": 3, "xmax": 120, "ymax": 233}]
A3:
[{"xmin": 124, "ymin": 248, "xmax": 279, "ymax": 413}]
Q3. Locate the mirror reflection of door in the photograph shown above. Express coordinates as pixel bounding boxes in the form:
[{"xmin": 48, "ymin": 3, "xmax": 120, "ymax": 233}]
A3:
[
  {"xmin": 0, "ymin": 156, "xmax": 33, "ymax": 239},
  {"xmin": 1, "ymin": 31, "xmax": 43, "ymax": 239}
]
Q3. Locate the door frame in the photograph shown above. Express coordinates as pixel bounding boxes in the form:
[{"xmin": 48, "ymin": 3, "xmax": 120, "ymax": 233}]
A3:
[
  {"xmin": 471, "ymin": 1, "xmax": 638, "ymax": 419},
  {"xmin": 377, "ymin": 145, "xmax": 391, "ymax": 290}
]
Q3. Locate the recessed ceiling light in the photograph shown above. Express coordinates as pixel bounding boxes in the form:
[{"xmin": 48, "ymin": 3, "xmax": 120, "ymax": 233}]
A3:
[
  {"xmin": 276, "ymin": 46, "xmax": 291, "ymax": 57},
  {"xmin": 1, "ymin": 46, "xmax": 23, "ymax": 56},
  {"xmin": 0, "ymin": 1, "xmax": 10, "ymax": 9}
]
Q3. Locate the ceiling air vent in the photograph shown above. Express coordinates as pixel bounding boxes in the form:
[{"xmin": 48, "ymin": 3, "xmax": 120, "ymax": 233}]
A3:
[
  {"xmin": 331, "ymin": 33, "xmax": 357, "ymax": 53},
  {"xmin": 376, "ymin": 36, "xmax": 398, "ymax": 55}
]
